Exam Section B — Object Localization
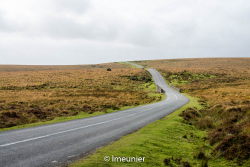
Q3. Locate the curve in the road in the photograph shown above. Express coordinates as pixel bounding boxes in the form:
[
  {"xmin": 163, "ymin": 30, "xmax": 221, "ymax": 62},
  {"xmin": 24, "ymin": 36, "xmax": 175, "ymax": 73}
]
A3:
[{"xmin": 0, "ymin": 66, "xmax": 189, "ymax": 167}]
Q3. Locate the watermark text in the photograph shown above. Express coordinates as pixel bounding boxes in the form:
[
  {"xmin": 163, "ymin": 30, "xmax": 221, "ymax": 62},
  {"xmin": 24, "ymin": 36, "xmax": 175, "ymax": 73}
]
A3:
[{"xmin": 104, "ymin": 155, "xmax": 145, "ymax": 163}]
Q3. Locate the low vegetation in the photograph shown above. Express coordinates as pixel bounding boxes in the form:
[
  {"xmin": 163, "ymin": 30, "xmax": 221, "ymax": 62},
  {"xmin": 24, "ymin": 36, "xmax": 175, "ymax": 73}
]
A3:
[
  {"xmin": 137, "ymin": 58, "xmax": 250, "ymax": 165},
  {"xmin": 0, "ymin": 63, "xmax": 162, "ymax": 129}
]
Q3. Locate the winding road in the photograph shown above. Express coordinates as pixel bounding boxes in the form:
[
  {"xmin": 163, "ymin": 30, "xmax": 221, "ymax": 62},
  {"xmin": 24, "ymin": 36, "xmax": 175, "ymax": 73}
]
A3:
[{"xmin": 0, "ymin": 64, "xmax": 189, "ymax": 167}]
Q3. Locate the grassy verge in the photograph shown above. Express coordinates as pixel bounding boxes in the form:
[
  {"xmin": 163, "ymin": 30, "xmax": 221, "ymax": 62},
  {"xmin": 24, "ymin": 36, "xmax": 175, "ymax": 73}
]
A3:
[{"xmin": 70, "ymin": 95, "xmax": 242, "ymax": 167}]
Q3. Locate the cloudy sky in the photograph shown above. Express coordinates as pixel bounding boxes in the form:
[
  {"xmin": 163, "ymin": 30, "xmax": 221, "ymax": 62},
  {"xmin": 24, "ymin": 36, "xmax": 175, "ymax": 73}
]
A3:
[{"xmin": 0, "ymin": 0, "xmax": 249, "ymax": 65}]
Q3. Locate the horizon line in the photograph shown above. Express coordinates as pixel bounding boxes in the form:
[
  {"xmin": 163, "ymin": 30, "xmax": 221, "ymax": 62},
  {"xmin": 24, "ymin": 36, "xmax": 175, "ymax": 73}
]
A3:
[{"xmin": 0, "ymin": 56, "xmax": 249, "ymax": 66}]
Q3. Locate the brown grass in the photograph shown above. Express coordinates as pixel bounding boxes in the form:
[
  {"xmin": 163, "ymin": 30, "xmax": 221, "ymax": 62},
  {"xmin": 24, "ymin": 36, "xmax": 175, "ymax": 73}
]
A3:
[
  {"xmin": 137, "ymin": 58, "xmax": 250, "ymax": 161},
  {"xmin": 0, "ymin": 63, "xmax": 160, "ymax": 128}
]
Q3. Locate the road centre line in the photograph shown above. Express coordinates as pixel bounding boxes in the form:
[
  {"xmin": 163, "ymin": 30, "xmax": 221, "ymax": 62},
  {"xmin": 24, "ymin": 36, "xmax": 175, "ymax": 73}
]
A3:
[
  {"xmin": 3, "ymin": 103, "xmax": 157, "ymax": 133},
  {"xmin": 0, "ymin": 113, "xmax": 137, "ymax": 147},
  {"xmin": 0, "ymin": 106, "xmax": 158, "ymax": 147},
  {"xmin": 174, "ymin": 94, "xmax": 178, "ymax": 100}
]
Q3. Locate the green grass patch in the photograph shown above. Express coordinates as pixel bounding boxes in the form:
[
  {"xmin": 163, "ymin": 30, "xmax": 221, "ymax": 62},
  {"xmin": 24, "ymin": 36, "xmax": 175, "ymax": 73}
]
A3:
[
  {"xmin": 70, "ymin": 95, "xmax": 243, "ymax": 167},
  {"xmin": 162, "ymin": 71, "xmax": 216, "ymax": 86},
  {"xmin": 118, "ymin": 62, "xmax": 137, "ymax": 68},
  {"xmin": 140, "ymin": 82, "xmax": 165, "ymax": 101}
]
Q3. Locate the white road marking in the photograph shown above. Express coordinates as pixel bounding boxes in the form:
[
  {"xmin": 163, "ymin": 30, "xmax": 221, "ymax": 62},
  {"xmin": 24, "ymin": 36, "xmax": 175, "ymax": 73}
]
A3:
[
  {"xmin": 174, "ymin": 94, "xmax": 178, "ymax": 100},
  {"xmin": 0, "ymin": 113, "xmax": 137, "ymax": 147},
  {"xmin": 0, "ymin": 106, "xmax": 158, "ymax": 147},
  {"xmin": 67, "ymin": 155, "xmax": 77, "ymax": 158},
  {"xmin": 6, "ymin": 104, "xmax": 155, "ymax": 133}
]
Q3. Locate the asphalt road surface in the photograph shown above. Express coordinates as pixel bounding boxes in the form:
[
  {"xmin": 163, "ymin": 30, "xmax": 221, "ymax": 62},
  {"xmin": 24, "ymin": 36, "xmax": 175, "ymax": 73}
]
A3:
[{"xmin": 0, "ymin": 67, "xmax": 189, "ymax": 167}]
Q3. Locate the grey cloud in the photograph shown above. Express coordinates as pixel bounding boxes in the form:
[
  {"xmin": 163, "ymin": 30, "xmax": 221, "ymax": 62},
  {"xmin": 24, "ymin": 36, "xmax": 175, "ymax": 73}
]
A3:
[
  {"xmin": 41, "ymin": 16, "xmax": 119, "ymax": 41},
  {"xmin": 0, "ymin": 9, "xmax": 29, "ymax": 33},
  {"xmin": 121, "ymin": 24, "xmax": 160, "ymax": 47},
  {"xmin": 53, "ymin": 0, "xmax": 90, "ymax": 14},
  {"xmin": 0, "ymin": 12, "xmax": 13, "ymax": 31},
  {"xmin": 0, "ymin": 0, "xmax": 249, "ymax": 65},
  {"xmin": 0, "ymin": 14, "xmax": 7, "ymax": 30}
]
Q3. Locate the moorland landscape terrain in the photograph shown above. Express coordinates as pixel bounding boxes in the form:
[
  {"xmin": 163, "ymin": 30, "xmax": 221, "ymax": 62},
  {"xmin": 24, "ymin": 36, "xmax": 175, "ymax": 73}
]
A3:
[
  {"xmin": 0, "ymin": 63, "xmax": 161, "ymax": 130},
  {"xmin": 1, "ymin": 0, "xmax": 249, "ymax": 166},
  {"xmin": 70, "ymin": 58, "xmax": 249, "ymax": 167},
  {"xmin": 0, "ymin": 58, "xmax": 249, "ymax": 167},
  {"xmin": 137, "ymin": 58, "xmax": 250, "ymax": 163}
]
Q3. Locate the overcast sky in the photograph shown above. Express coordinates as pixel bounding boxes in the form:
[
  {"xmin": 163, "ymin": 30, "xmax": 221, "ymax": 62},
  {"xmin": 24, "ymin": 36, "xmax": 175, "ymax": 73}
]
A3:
[{"xmin": 0, "ymin": 0, "xmax": 249, "ymax": 65}]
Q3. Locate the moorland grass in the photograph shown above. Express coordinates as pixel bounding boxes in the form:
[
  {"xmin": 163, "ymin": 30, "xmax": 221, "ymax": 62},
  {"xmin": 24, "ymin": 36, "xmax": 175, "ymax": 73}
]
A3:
[
  {"xmin": 0, "ymin": 81, "xmax": 163, "ymax": 132},
  {"xmin": 0, "ymin": 63, "xmax": 163, "ymax": 130}
]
